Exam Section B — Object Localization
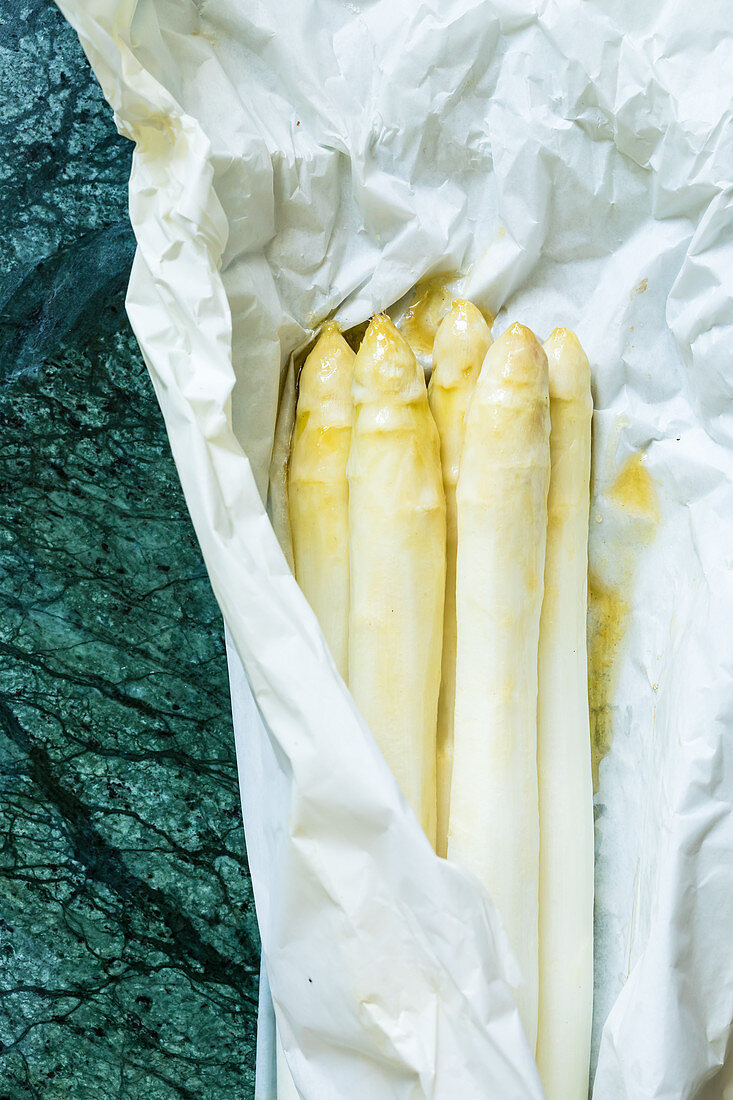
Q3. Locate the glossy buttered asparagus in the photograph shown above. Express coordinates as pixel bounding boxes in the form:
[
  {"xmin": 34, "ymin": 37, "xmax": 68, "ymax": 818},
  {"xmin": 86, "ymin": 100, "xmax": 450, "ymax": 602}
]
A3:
[
  {"xmin": 289, "ymin": 323, "xmax": 355, "ymax": 681},
  {"xmin": 348, "ymin": 315, "xmax": 445, "ymax": 845},
  {"xmin": 287, "ymin": 307, "xmax": 593, "ymax": 1089},
  {"xmin": 285, "ymin": 323, "xmax": 355, "ymax": 1100},
  {"xmin": 428, "ymin": 301, "xmax": 493, "ymax": 858},
  {"xmin": 536, "ymin": 330, "xmax": 593, "ymax": 1100},
  {"xmin": 448, "ymin": 323, "xmax": 550, "ymax": 1048}
]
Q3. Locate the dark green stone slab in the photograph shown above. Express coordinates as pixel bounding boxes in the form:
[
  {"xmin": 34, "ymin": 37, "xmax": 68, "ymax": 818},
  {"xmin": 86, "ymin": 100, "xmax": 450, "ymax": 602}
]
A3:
[{"xmin": 0, "ymin": 4, "xmax": 259, "ymax": 1096}]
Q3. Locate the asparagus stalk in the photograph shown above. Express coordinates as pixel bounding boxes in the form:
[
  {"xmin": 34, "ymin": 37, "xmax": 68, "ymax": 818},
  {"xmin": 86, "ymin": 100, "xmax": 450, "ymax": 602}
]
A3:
[
  {"xmin": 348, "ymin": 314, "xmax": 445, "ymax": 846},
  {"xmin": 428, "ymin": 300, "xmax": 493, "ymax": 858},
  {"xmin": 284, "ymin": 322, "xmax": 356, "ymax": 1100},
  {"xmin": 448, "ymin": 322, "xmax": 550, "ymax": 1048},
  {"xmin": 288, "ymin": 322, "xmax": 355, "ymax": 680},
  {"xmin": 536, "ymin": 329, "xmax": 594, "ymax": 1099}
]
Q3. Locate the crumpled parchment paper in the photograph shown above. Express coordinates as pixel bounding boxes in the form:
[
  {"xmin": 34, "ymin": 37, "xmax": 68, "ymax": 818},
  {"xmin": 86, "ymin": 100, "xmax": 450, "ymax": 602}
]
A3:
[{"xmin": 56, "ymin": 1, "xmax": 733, "ymax": 1096}]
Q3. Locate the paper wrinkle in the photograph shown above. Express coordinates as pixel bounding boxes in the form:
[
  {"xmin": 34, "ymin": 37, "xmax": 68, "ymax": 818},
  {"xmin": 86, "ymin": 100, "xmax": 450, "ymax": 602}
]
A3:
[{"xmin": 57, "ymin": 0, "xmax": 733, "ymax": 1096}]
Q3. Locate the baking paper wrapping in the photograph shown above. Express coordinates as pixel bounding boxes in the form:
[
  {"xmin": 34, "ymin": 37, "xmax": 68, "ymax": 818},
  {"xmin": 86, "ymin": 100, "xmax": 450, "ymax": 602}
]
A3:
[{"xmin": 57, "ymin": 1, "xmax": 733, "ymax": 1096}]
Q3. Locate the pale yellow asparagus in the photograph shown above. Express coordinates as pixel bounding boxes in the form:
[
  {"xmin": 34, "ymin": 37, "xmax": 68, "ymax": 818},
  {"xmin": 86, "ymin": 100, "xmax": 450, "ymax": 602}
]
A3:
[
  {"xmin": 284, "ymin": 322, "xmax": 355, "ymax": 1100},
  {"xmin": 288, "ymin": 322, "xmax": 355, "ymax": 681},
  {"xmin": 348, "ymin": 314, "xmax": 445, "ymax": 846},
  {"xmin": 536, "ymin": 329, "xmax": 593, "ymax": 1099},
  {"xmin": 428, "ymin": 300, "xmax": 493, "ymax": 858},
  {"xmin": 448, "ymin": 323, "xmax": 550, "ymax": 1048}
]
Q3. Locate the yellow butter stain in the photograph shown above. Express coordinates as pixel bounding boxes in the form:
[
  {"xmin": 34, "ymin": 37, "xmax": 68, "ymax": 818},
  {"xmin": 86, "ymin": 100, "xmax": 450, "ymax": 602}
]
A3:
[
  {"xmin": 588, "ymin": 576, "xmax": 630, "ymax": 789},
  {"xmin": 630, "ymin": 277, "xmax": 648, "ymax": 299},
  {"xmin": 587, "ymin": 449, "xmax": 660, "ymax": 789},
  {"xmin": 608, "ymin": 451, "xmax": 660, "ymax": 524},
  {"xmin": 400, "ymin": 275, "xmax": 457, "ymax": 357}
]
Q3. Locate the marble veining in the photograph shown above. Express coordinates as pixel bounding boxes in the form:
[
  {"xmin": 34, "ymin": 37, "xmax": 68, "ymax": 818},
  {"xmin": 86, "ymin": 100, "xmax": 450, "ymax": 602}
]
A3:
[{"xmin": 0, "ymin": 3, "xmax": 259, "ymax": 1096}]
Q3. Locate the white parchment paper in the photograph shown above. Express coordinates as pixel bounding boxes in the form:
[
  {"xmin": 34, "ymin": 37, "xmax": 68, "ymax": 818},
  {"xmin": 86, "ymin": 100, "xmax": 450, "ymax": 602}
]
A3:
[{"xmin": 57, "ymin": 1, "xmax": 733, "ymax": 1096}]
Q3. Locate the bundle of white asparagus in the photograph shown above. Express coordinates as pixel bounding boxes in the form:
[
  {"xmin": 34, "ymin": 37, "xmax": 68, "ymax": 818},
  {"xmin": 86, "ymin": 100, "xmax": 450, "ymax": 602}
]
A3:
[{"xmin": 287, "ymin": 302, "xmax": 593, "ymax": 1099}]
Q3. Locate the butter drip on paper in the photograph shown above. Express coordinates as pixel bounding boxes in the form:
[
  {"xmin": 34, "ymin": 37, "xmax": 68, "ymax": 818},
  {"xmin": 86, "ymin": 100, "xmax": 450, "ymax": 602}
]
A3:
[
  {"xmin": 607, "ymin": 451, "xmax": 660, "ymax": 522},
  {"xmin": 588, "ymin": 450, "xmax": 660, "ymax": 789},
  {"xmin": 588, "ymin": 577, "xmax": 630, "ymax": 789}
]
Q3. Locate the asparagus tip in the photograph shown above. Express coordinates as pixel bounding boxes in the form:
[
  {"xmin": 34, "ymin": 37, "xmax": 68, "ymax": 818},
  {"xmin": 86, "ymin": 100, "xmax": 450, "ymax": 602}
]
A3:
[{"xmin": 543, "ymin": 328, "xmax": 591, "ymax": 401}]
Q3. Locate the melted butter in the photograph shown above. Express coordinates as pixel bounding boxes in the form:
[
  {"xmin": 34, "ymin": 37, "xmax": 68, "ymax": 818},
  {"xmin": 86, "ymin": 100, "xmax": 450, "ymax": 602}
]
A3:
[
  {"xmin": 608, "ymin": 451, "xmax": 659, "ymax": 522},
  {"xmin": 588, "ymin": 576, "xmax": 630, "ymax": 790},
  {"xmin": 400, "ymin": 275, "xmax": 456, "ymax": 357},
  {"xmin": 587, "ymin": 448, "xmax": 661, "ymax": 789}
]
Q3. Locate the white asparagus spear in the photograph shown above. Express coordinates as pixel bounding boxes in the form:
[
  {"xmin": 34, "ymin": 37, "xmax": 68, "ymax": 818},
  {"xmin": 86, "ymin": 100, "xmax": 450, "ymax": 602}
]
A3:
[
  {"xmin": 428, "ymin": 300, "xmax": 493, "ymax": 858},
  {"xmin": 285, "ymin": 322, "xmax": 355, "ymax": 1100},
  {"xmin": 449, "ymin": 322, "xmax": 550, "ymax": 1048},
  {"xmin": 288, "ymin": 322, "xmax": 355, "ymax": 681},
  {"xmin": 348, "ymin": 314, "xmax": 445, "ymax": 846},
  {"xmin": 536, "ymin": 329, "xmax": 594, "ymax": 1099}
]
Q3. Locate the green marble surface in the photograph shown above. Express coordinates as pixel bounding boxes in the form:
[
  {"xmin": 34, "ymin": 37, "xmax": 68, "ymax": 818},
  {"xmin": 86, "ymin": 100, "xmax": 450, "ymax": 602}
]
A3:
[{"xmin": 0, "ymin": 4, "xmax": 259, "ymax": 1096}]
